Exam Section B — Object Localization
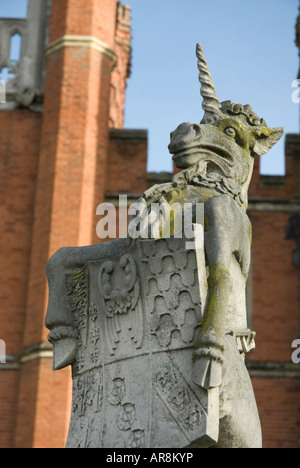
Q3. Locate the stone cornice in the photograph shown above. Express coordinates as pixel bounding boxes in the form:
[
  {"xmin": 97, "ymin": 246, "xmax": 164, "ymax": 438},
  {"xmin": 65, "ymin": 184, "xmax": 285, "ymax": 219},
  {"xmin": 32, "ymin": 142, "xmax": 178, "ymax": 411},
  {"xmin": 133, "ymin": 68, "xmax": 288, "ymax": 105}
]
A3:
[
  {"xmin": 248, "ymin": 198, "xmax": 300, "ymax": 213},
  {"xmin": 0, "ymin": 343, "xmax": 53, "ymax": 370},
  {"xmin": 45, "ymin": 35, "xmax": 116, "ymax": 65},
  {"xmin": 247, "ymin": 361, "xmax": 300, "ymax": 378}
]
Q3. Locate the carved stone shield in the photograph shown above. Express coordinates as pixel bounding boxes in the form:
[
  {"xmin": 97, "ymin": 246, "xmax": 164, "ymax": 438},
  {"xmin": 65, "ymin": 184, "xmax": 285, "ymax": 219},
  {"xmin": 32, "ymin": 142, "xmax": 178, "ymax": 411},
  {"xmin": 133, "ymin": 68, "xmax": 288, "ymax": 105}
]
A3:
[{"xmin": 48, "ymin": 234, "xmax": 219, "ymax": 448}]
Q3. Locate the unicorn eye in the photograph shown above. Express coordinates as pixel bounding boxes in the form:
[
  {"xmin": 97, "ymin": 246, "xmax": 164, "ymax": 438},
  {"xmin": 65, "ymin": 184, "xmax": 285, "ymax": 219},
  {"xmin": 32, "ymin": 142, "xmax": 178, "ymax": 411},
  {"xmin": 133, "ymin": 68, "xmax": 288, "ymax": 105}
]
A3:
[{"xmin": 224, "ymin": 127, "xmax": 236, "ymax": 139}]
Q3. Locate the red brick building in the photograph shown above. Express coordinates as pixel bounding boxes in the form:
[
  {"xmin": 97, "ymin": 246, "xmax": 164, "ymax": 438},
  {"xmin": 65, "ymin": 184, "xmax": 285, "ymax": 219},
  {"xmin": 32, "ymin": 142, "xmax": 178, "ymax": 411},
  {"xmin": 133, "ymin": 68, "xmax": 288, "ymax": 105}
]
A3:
[{"xmin": 0, "ymin": 0, "xmax": 300, "ymax": 448}]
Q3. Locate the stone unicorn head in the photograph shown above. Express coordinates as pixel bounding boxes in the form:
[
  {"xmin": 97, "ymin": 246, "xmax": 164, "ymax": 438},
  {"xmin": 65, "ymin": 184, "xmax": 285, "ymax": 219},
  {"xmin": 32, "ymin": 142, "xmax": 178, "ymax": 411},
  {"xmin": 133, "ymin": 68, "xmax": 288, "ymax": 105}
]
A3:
[{"xmin": 168, "ymin": 43, "xmax": 284, "ymax": 207}]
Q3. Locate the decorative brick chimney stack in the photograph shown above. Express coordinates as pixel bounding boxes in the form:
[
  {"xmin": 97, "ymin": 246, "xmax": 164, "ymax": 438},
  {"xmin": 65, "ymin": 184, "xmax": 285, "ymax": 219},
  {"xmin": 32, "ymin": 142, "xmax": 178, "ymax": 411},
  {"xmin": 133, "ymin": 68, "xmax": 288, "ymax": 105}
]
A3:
[
  {"xmin": 0, "ymin": 0, "xmax": 134, "ymax": 448},
  {"xmin": 109, "ymin": 2, "xmax": 132, "ymax": 129}
]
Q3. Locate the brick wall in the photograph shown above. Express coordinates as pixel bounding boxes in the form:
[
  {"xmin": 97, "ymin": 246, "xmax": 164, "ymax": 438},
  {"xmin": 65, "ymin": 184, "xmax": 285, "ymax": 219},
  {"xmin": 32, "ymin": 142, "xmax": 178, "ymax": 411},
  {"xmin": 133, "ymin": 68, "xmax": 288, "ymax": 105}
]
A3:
[
  {"xmin": 0, "ymin": 111, "xmax": 41, "ymax": 448},
  {"xmin": 252, "ymin": 376, "xmax": 300, "ymax": 448},
  {"xmin": 0, "ymin": 111, "xmax": 41, "ymax": 356},
  {"xmin": 246, "ymin": 134, "xmax": 300, "ymax": 447},
  {"xmin": 106, "ymin": 129, "xmax": 148, "ymax": 195},
  {"xmin": 249, "ymin": 210, "xmax": 299, "ymax": 362},
  {"xmin": 0, "ymin": 370, "xmax": 19, "ymax": 448},
  {"xmin": 15, "ymin": 359, "xmax": 72, "ymax": 448}
]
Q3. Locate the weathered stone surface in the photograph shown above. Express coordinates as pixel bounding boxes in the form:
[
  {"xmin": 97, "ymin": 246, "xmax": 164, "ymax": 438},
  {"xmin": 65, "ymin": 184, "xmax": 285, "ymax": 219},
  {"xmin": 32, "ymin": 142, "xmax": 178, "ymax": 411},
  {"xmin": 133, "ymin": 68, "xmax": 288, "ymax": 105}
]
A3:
[
  {"xmin": 216, "ymin": 335, "xmax": 262, "ymax": 449},
  {"xmin": 46, "ymin": 232, "xmax": 220, "ymax": 448}
]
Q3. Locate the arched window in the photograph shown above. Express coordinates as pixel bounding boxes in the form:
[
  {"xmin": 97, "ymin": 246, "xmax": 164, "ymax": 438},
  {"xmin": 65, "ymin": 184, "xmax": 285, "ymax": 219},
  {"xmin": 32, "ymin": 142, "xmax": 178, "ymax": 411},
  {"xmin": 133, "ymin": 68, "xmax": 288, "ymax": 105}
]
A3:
[{"xmin": 9, "ymin": 32, "xmax": 22, "ymax": 65}]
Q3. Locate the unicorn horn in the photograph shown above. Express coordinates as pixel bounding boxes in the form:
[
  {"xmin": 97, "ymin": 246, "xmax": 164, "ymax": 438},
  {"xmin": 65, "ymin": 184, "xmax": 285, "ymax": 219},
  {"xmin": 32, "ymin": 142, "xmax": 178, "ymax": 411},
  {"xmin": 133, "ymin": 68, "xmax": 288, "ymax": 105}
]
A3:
[{"xmin": 196, "ymin": 43, "xmax": 220, "ymax": 115}]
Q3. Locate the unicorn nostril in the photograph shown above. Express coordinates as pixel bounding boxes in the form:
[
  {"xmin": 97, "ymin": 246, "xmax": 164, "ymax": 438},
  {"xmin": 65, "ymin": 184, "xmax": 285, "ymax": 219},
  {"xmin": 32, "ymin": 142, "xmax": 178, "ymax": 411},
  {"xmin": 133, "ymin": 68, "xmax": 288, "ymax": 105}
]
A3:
[{"xmin": 192, "ymin": 124, "xmax": 202, "ymax": 137}]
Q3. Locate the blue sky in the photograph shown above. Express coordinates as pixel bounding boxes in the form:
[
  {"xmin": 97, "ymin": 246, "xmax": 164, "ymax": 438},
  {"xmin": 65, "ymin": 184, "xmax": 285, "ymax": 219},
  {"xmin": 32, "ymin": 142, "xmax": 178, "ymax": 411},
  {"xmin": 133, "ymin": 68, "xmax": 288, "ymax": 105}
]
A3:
[
  {"xmin": 1, "ymin": 0, "xmax": 299, "ymax": 175},
  {"xmin": 0, "ymin": 0, "xmax": 27, "ymax": 18},
  {"xmin": 124, "ymin": 0, "xmax": 300, "ymax": 175}
]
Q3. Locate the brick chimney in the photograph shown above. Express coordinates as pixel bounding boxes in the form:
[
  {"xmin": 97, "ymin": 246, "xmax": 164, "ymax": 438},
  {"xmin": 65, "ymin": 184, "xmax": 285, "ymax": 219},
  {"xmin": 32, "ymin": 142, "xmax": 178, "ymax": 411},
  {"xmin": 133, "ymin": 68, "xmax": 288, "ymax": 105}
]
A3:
[{"xmin": 13, "ymin": 0, "xmax": 126, "ymax": 447}]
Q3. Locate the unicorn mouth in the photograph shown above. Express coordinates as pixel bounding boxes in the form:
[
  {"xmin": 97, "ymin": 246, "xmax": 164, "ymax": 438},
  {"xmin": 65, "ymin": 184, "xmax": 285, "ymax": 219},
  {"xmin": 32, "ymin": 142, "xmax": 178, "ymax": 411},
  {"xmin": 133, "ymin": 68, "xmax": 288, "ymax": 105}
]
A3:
[{"xmin": 172, "ymin": 145, "xmax": 234, "ymax": 167}]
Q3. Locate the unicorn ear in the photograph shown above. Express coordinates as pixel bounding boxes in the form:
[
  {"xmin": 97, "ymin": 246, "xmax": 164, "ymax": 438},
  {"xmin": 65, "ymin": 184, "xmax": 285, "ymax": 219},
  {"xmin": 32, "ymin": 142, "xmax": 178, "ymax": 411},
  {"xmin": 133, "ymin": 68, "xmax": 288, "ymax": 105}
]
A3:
[{"xmin": 252, "ymin": 127, "xmax": 284, "ymax": 156}]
